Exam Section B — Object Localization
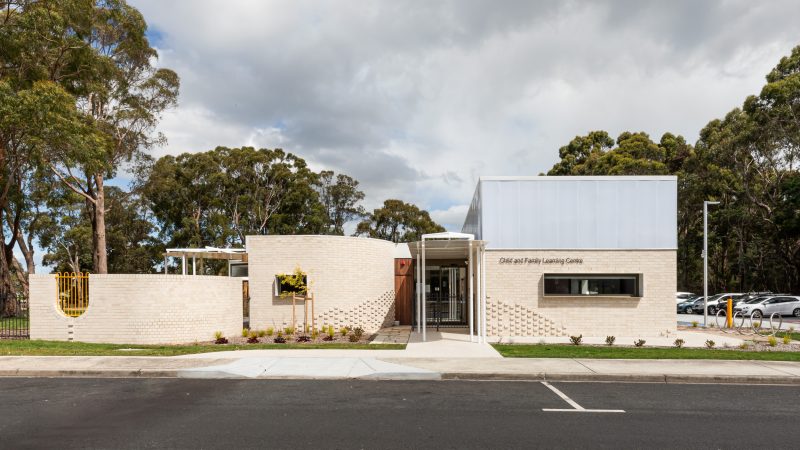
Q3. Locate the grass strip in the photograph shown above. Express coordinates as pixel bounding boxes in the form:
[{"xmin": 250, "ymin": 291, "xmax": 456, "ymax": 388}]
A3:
[
  {"xmin": 0, "ymin": 340, "xmax": 405, "ymax": 356},
  {"xmin": 493, "ymin": 344, "xmax": 800, "ymax": 361},
  {"xmin": 775, "ymin": 331, "xmax": 800, "ymax": 342}
]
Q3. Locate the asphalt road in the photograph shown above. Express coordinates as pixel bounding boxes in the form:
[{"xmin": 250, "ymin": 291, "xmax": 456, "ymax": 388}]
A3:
[{"xmin": 1, "ymin": 378, "xmax": 799, "ymax": 449}]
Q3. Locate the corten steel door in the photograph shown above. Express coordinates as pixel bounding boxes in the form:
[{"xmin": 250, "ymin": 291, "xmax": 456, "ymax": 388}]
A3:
[
  {"xmin": 394, "ymin": 259, "xmax": 413, "ymax": 325},
  {"xmin": 242, "ymin": 280, "xmax": 250, "ymax": 328}
]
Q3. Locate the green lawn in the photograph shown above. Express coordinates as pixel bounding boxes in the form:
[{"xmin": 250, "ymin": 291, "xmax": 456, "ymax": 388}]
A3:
[
  {"xmin": 0, "ymin": 340, "xmax": 405, "ymax": 356},
  {"xmin": 493, "ymin": 344, "xmax": 800, "ymax": 361}
]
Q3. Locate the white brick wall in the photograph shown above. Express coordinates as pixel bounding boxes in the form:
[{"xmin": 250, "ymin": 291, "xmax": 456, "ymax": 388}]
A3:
[
  {"xmin": 485, "ymin": 249, "xmax": 677, "ymax": 337},
  {"xmin": 246, "ymin": 235, "xmax": 395, "ymax": 332},
  {"xmin": 29, "ymin": 274, "xmax": 242, "ymax": 344}
]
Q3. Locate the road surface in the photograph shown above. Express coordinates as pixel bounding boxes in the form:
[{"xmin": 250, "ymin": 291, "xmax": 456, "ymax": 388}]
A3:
[{"xmin": 1, "ymin": 378, "xmax": 797, "ymax": 449}]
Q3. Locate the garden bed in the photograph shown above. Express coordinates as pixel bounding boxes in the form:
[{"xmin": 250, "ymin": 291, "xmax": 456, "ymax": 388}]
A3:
[
  {"xmin": 0, "ymin": 339, "xmax": 404, "ymax": 357},
  {"xmin": 493, "ymin": 343, "xmax": 800, "ymax": 361}
]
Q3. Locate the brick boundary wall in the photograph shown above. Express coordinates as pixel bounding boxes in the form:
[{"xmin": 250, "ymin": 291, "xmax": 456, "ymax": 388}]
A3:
[
  {"xmin": 29, "ymin": 274, "xmax": 242, "ymax": 344},
  {"xmin": 247, "ymin": 235, "xmax": 395, "ymax": 333},
  {"xmin": 484, "ymin": 249, "xmax": 677, "ymax": 337}
]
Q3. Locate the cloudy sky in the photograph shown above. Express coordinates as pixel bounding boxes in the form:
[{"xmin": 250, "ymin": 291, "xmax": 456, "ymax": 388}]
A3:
[{"xmin": 130, "ymin": 0, "xmax": 800, "ymax": 231}]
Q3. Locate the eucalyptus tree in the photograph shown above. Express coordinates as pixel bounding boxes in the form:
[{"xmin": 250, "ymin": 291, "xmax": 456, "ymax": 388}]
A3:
[
  {"xmin": 37, "ymin": 0, "xmax": 179, "ymax": 274},
  {"xmin": 355, "ymin": 199, "xmax": 445, "ymax": 243},
  {"xmin": 142, "ymin": 146, "xmax": 328, "ymax": 249},
  {"xmin": 1, "ymin": 0, "xmax": 178, "ymax": 277},
  {"xmin": 317, "ymin": 170, "xmax": 366, "ymax": 235}
]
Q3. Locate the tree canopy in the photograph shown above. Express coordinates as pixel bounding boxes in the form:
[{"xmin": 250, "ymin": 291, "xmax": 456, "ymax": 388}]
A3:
[
  {"xmin": 355, "ymin": 199, "xmax": 445, "ymax": 243},
  {"xmin": 546, "ymin": 45, "xmax": 800, "ymax": 294}
]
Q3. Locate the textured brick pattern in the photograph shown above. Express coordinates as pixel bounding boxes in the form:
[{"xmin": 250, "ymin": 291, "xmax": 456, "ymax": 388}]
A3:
[
  {"xmin": 29, "ymin": 274, "xmax": 242, "ymax": 344},
  {"xmin": 487, "ymin": 298, "xmax": 567, "ymax": 336},
  {"xmin": 247, "ymin": 235, "xmax": 396, "ymax": 332},
  {"xmin": 485, "ymin": 249, "xmax": 676, "ymax": 337},
  {"xmin": 316, "ymin": 290, "xmax": 395, "ymax": 332}
]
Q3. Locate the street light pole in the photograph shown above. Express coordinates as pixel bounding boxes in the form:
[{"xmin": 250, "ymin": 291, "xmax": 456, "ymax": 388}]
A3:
[{"xmin": 703, "ymin": 200, "xmax": 720, "ymax": 327}]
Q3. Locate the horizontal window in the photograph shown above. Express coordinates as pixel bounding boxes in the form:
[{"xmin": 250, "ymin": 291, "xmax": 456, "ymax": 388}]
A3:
[{"xmin": 544, "ymin": 274, "xmax": 641, "ymax": 297}]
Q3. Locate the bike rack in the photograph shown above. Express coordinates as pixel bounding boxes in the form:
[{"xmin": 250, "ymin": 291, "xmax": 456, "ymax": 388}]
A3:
[{"xmin": 714, "ymin": 310, "xmax": 781, "ymax": 336}]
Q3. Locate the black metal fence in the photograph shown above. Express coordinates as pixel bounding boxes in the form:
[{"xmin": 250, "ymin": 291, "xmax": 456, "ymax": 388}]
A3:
[
  {"xmin": 0, "ymin": 293, "xmax": 29, "ymax": 339},
  {"xmin": 425, "ymin": 293, "xmax": 467, "ymax": 330}
]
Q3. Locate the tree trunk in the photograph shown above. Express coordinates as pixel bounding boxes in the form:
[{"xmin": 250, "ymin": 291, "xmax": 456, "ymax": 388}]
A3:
[
  {"xmin": 0, "ymin": 210, "xmax": 17, "ymax": 317},
  {"xmin": 93, "ymin": 174, "xmax": 108, "ymax": 274}
]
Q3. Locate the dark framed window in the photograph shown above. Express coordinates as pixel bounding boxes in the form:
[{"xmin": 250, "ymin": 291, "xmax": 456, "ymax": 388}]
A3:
[{"xmin": 544, "ymin": 274, "xmax": 642, "ymax": 297}]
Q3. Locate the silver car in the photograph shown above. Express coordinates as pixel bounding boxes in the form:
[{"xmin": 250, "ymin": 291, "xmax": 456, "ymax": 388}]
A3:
[{"xmin": 737, "ymin": 296, "xmax": 800, "ymax": 318}]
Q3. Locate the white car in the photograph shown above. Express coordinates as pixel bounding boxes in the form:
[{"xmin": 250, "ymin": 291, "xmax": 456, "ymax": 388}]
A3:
[
  {"xmin": 676, "ymin": 292, "xmax": 696, "ymax": 304},
  {"xmin": 737, "ymin": 296, "xmax": 800, "ymax": 318},
  {"xmin": 704, "ymin": 293, "xmax": 744, "ymax": 314}
]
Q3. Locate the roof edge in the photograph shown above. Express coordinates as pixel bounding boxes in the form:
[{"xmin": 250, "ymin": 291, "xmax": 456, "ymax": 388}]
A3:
[{"xmin": 478, "ymin": 175, "xmax": 678, "ymax": 181}]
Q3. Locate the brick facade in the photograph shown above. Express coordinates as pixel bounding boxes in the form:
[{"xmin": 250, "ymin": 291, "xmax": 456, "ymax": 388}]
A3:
[
  {"xmin": 29, "ymin": 274, "xmax": 242, "ymax": 344},
  {"xmin": 484, "ymin": 249, "xmax": 677, "ymax": 337},
  {"xmin": 247, "ymin": 235, "xmax": 396, "ymax": 332}
]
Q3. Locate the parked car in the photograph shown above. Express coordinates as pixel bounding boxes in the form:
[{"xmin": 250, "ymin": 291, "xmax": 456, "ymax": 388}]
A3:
[
  {"xmin": 705, "ymin": 293, "xmax": 744, "ymax": 315},
  {"xmin": 677, "ymin": 296, "xmax": 700, "ymax": 313},
  {"xmin": 736, "ymin": 296, "xmax": 800, "ymax": 318},
  {"xmin": 679, "ymin": 297, "xmax": 707, "ymax": 314},
  {"xmin": 676, "ymin": 292, "xmax": 696, "ymax": 304}
]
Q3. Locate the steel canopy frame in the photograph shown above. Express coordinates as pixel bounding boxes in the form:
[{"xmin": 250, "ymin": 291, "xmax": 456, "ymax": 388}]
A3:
[
  {"xmin": 414, "ymin": 232, "xmax": 486, "ymax": 343},
  {"xmin": 163, "ymin": 247, "xmax": 247, "ymax": 276}
]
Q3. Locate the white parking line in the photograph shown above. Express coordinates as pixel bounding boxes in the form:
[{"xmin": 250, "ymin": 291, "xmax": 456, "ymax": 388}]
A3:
[{"xmin": 541, "ymin": 382, "xmax": 625, "ymax": 413}]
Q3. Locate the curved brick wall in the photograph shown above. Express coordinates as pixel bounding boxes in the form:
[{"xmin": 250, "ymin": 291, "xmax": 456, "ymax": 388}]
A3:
[
  {"xmin": 29, "ymin": 274, "xmax": 242, "ymax": 344},
  {"xmin": 246, "ymin": 235, "xmax": 396, "ymax": 332}
]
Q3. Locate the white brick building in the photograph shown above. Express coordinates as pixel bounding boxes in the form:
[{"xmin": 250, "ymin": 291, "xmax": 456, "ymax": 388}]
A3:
[{"xmin": 29, "ymin": 175, "xmax": 677, "ymax": 344}]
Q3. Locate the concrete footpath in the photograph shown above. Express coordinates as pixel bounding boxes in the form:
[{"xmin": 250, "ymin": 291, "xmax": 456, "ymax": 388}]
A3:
[
  {"xmin": 2, "ymin": 355, "xmax": 800, "ymax": 384},
  {"xmin": 1, "ymin": 330, "xmax": 800, "ymax": 384}
]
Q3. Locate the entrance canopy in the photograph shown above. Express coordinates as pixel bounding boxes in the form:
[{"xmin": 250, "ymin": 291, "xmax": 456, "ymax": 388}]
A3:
[
  {"xmin": 407, "ymin": 232, "xmax": 488, "ymax": 344},
  {"xmin": 407, "ymin": 232, "xmax": 485, "ymax": 260}
]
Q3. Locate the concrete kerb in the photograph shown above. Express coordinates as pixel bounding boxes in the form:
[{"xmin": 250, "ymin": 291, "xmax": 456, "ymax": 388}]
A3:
[{"xmin": 2, "ymin": 369, "xmax": 800, "ymax": 385}]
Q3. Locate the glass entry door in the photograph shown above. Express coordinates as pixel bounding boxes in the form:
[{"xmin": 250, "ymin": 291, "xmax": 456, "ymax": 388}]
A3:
[{"xmin": 424, "ymin": 265, "xmax": 467, "ymax": 329}]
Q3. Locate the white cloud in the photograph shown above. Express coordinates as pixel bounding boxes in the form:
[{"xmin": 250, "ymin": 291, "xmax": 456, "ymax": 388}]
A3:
[
  {"xmin": 430, "ymin": 204, "xmax": 470, "ymax": 232},
  {"xmin": 131, "ymin": 0, "xmax": 800, "ymax": 230}
]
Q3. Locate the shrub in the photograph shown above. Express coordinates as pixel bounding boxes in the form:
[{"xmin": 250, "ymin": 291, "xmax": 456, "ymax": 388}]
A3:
[
  {"xmin": 296, "ymin": 335, "xmax": 311, "ymax": 343},
  {"xmin": 634, "ymin": 339, "xmax": 646, "ymax": 347},
  {"xmin": 284, "ymin": 326, "xmax": 295, "ymax": 336},
  {"xmin": 768, "ymin": 336, "xmax": 777, "ymax": 347},
  {"xmin": 213, "ymin": 331, "xmax": 228, "ymax": 345},
  {"xmin": 257, "ymin": 329, "xmax": 266, "ymax": 338},
  {"xmin": 273, "ymin": 335, "xmax": 287, "ymax": 344},
  {"xmin": 348, "ymin": 334, "xmax": 359, "ymax": 342},
  {"xmin": 783, "ymin": 334, "xmax": 791, "ymax": 345},
  {"xmin": 247, "ymin": 330, "xmax": 259, "ymax": 344},
  {"xmin": 323, "ymin": 334, "xmax": 335, "ymax": 342},
  {"xmin": 605, "ymin": 336, "xmax": 616, "ymax": 346},
  {"xmin": 241, "ymin": 328, "xmax": 250, "ymax": 338},
  {"xmin": 275, "ymin": 266, "xmax": 308, "ymax": 297},
  {"xmin": 340, "ymin": 326, "xmax": 350, "ymax": 336},
  {"xmin": 569, "ymin": 334, "xmax": 583, "ymax": 345},
  {"xmin": 705, "ymin": 339, "xmax": 715, "ymax": 349},
  {"xmin": 327, "ymin": 327, "xmax": 336, "ymax": 339},
  {"xmin": 353, "ymin": 327, "xmax": 365, "ymax": 339},
  {"xmin": 673, "ymin": 338, "xmax": 685, "ymax": 348},
  {"xmin": 266, "ymin": 327, "xmax": 274, "ymax": 337},
  {"xmin": 738, "ymin": 342, "xmax": 749, "ymax": 350},
  {"xmin": 691, "ymin": 321, "xmax": 698, "ymax": 328},
  {"xmin": 753, "ymin": 321, "xmax": 762, "ymax": 329},
  {"xmin": 311, "ymin": 328, "xmax": 319, "ymax": 339}
]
